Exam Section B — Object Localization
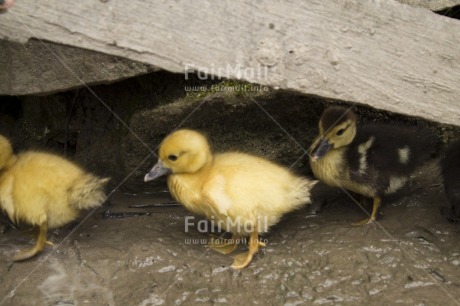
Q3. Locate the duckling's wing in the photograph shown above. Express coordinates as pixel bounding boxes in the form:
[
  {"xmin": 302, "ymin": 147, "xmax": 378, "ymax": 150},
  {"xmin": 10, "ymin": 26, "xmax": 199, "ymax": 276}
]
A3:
[
  {"xmin": 200, "ymin": 155, "xmax": 266, "ymax": 220},
  {"xmin": 204, "ymin": 153, "xmax": 311, "ymax": 218},
  {"xmin": 358, "ymin": 124, "xmax": 437, "ymax": 171},
  {"xmin": 344, "ymin": 132, "xmax": 384, "ymax": 190},
  {"xmin": 347, "ymin": 124, "xmax": 438, "ymax": 194},
  {"xmin": 201, "ymin": 178, "xmax": 232, "ymax": 218}
]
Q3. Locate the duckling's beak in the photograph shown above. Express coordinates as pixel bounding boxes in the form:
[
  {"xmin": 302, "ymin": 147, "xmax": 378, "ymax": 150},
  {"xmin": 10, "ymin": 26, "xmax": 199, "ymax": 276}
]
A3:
[
  {"xmin": 144, "ymin": 160, "xmax": 172, "ymax": 182},
  {"xmin": 310, "ymin": 138, "xmax": 332, "ymax": 161}
]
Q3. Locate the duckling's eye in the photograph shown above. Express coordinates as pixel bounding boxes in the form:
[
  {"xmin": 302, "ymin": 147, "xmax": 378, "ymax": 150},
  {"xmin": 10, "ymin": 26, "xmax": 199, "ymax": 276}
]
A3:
[
  {"xmin": 168, "ymin": 155, "xmax": 178, "ymax": 161},
  {"xmin": 336, "ymin": 128, "xmax": 346, "ymax": 136}
]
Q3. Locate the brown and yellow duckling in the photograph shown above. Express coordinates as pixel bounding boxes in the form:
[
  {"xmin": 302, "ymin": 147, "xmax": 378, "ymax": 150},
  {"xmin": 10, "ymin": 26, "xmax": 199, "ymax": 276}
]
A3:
[
  {"xmin": 441, "ymin": 139, "xmax": 460, "ymax": 222},
  {"xmin": 309, "ymin": 106, "xmax": 438, "ymax": 225},
  {"xmin": 144, "ymin": 129, "xmax": 317, "ymax": 269},
  {"xmin": 0, "ymin": 135, "xmax": 109, "ymax": 261},
  {"xmin": 0, "ymin": 0, "xmax": 14, "ymax": 13}
]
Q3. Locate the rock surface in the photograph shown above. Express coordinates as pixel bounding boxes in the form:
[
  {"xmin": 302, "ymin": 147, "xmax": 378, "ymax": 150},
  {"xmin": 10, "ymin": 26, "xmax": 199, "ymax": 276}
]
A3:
[{"xmin": 0, "ymin": 40, "xmax": 157, "ymax": 95}]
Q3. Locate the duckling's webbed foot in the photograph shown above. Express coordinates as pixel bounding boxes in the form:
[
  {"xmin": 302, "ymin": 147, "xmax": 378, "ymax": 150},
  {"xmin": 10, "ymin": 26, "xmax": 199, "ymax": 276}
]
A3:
[
  {"xmin": 352, "ymin": 217, "xmax": 374, "ymax": 226},
  {"xmin": 231, "ymin": 229, "xmax": 264, "ymax": 269},
  {"xmin": 13, "ymin": 247, "xmax": 42, "ymax": 261},
  {"xmin": 207, "ymin": 234, "xmax": 238, "ymax": 255},
  {"xmin": 13, "ymin": 223, "xmax": 48, "ymax": 261},
  {"xmin": 352, "ymin": 197, "xmax": 381, "ymax": 226}
]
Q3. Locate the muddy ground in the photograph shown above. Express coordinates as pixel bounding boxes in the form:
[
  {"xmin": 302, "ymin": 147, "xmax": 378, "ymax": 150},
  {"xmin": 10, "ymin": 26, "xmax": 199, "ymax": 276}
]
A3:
[{"xmin": 0, "ymin": 159, "xmax": 459, "ymax": 306}]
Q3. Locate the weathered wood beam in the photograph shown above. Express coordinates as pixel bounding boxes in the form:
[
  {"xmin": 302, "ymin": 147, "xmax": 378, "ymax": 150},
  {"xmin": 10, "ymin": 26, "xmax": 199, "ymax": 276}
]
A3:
[
  {"xmin": 396, "ymin": 0, "xmax": 460, "ymax": 11},
  {"xmin": 0, "ymin": 0, "xmax": 459, "ymax": 125}
]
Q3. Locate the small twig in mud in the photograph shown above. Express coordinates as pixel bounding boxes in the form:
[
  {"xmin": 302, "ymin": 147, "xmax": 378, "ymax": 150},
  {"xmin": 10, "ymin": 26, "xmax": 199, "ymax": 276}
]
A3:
[
  {"xmin": 429, "ymin": 269, "xmax": 447, "ymax": 283},
  {"xmin": 122, "ymin": 191, "xmax": 170, "ymax": 196},
  {"xmin": 409, "ymin": 183, "xmax": 443, "ymax": 194},
  {"xmin": 128, "ymin": 203, "xmax": 180, "ymax": 208},
  {"xmin": 102, "ymin": 210, "xmax": 151, "ymax": 219}
]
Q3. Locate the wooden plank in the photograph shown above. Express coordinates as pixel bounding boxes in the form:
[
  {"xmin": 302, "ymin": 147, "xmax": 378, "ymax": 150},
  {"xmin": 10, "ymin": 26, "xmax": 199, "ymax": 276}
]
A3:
[
  {"xmin": 396, "ymin": 0, "xmax": 460, "ymax": 11},
  {"xmin": 0, "ymin": 0, "xmax": 459, "ymax": 125}
]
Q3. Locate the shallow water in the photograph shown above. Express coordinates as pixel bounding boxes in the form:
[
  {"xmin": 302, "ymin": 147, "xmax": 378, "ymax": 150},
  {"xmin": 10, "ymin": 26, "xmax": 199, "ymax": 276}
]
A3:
[{"xmin": 1, "ymin": 162, "xmax": 459, "ymax": 305}]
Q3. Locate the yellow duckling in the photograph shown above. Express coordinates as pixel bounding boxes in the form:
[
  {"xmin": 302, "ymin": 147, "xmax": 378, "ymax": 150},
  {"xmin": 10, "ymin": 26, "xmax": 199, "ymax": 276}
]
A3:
[
  {"xmin": 309, "ymin": 106, "xmax": 438, "ymax": 225},
  {"xmin": 144, "ymin": 129, "xmax": 317, "ymax": 269},
  {"xmin": 0, "ymin": 135, "xmax": 109, "ymax": 261}
]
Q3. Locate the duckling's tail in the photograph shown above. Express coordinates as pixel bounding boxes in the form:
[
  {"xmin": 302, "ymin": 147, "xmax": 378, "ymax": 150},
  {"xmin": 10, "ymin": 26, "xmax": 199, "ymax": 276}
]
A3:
[
  {"xmin": 69, "ymin": 175, "xmax": 110, "ymax": 210},
  {"xmin": 292, "ymin": 177, "xmax": 318, "ymax": 206}
]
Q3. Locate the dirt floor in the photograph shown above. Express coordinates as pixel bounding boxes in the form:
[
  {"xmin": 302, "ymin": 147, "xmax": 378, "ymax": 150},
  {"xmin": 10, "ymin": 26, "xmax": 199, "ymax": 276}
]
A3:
[{"xmin": 0, "ymin": 160, "xmax": 459, "ymax": 306}]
